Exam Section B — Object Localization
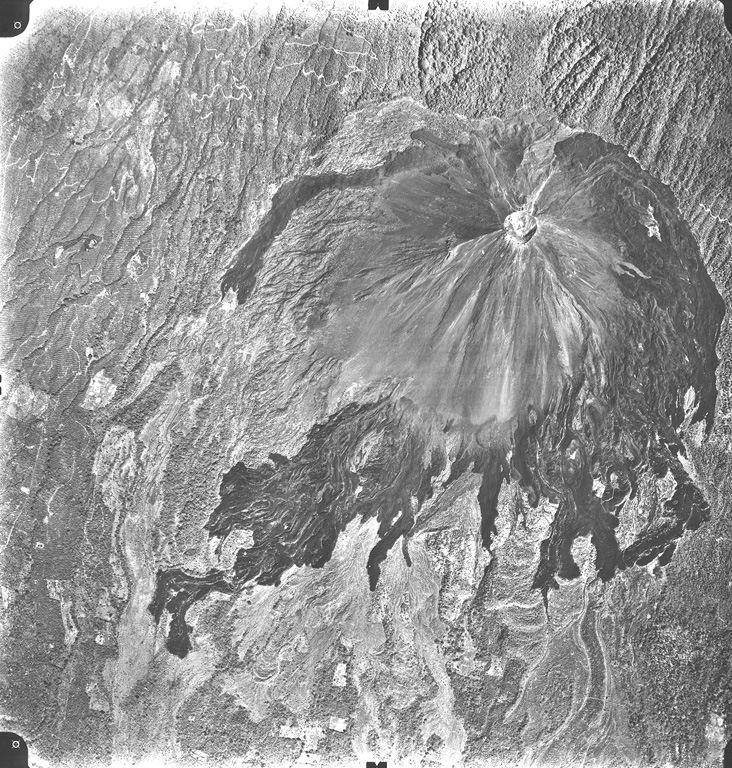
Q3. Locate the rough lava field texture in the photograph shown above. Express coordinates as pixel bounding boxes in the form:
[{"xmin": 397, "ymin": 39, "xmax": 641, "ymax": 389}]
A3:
[{"xmin": 2, "ymin": 2, "xmax": 732, "ymax": 768}]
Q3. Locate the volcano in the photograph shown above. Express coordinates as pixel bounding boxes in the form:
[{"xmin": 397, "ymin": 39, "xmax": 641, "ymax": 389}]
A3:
[{"xmin": 152, "ymin": 106, "xmax": 723, "ymax": 658}]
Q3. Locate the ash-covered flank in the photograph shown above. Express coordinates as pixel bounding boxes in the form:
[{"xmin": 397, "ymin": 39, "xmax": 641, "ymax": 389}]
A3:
[{"xmin": 152, "ymin": 109, "xmax": 723, "ymax": 657}]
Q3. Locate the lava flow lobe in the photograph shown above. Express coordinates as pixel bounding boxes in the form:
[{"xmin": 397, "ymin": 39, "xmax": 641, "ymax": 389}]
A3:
[{"xmin": 151, "ymin": 106, "xmax": 723, "ymax": 658}]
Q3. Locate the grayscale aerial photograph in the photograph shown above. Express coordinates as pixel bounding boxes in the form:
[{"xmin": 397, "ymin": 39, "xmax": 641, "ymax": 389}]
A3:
[{"xmin": 1, "ymin": 0, "xmax": 732, "ymax": 766}]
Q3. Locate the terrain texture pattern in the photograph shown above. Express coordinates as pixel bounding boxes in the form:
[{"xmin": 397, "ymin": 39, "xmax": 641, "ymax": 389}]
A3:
[{"xmin": 2, "ymin": 2, "xmax": 732, "ymax": 768}]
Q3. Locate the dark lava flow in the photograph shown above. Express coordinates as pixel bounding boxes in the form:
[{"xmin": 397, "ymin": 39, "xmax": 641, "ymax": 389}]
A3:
[{"xmin": 151, "ymin": 111, "xmax": 724, "ymax": 658}]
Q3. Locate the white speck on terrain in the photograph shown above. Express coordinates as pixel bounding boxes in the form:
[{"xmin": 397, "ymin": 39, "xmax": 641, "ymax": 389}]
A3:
[{"xmin": 331, "ymin": 662, "xmax": 347, "ymax": 688}]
